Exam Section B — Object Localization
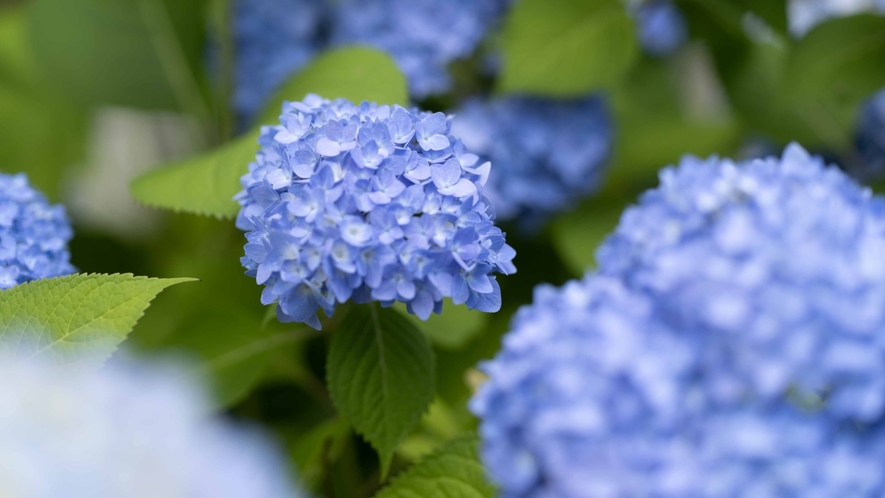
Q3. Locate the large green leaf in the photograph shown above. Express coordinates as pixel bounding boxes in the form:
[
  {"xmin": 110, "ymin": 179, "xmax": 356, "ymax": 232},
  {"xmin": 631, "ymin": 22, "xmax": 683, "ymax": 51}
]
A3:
[
  {"xmin": 327, "ymin": 305, "xmax": 435, "ymax": 479},
  {"xmin": 0, "ymin": 273, "xmax": 195, "ymax": 365},
  {"xmin": 28, "ymin": 0, "xmax": 208, "ymax": 112},
  {"xmin": 785, "ymin": 15, "xmax": 885, "ymax": 109},
  {"xmin": 130, "ymin": 46, "xmax": 408, "ymax": 219},
  {"xmin": 498, "ymin": 0, "xmax": 637, "ymax": 96},
  {"xmin": 374, "ymin": 436, "xmax": 495, "ymax": 498}
]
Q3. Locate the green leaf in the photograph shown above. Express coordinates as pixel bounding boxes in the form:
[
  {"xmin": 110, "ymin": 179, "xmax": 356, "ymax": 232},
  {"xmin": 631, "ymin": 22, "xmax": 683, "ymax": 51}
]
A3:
[
  {"xmin": 130, "ymin": 46, "xmax": 408, "ymax": 218},
  {"xmin": 130, "ymin": 131, "xmax": 260, "ymax": 218},
  {"xmin": 0, "ymin": 273, "xmax": 196, "ymax": 365},
  {"xmin": 785, "ymin": 15, "xmax": 885, "ymax": 109},
  {"xmin": 256, "ymin": 46, "xmax": 408, "ymax": 125},
  {"xmin": 28, "ymin": 0, "xmax": 208, "ymax": 112},
  {"xmin": 374, "ymin": 436, "xmax": 495, "ymax": 498},
  {"xmin": 498, "ymin": 0, "xmax": 638, "ymax": 96},
  {"xmin": 327, "ymin": 305, "xmax": 435, "ymax": 479}
]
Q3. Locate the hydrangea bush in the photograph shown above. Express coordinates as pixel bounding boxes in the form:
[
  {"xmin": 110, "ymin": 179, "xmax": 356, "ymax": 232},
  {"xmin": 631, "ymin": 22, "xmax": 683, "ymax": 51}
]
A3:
[
  {"xmin": 236, "ymin": 95, "xmax": 516, "ymax": 329},
  {"xmin": 473, "ymin": 144, "xmax": 885, "ymax": 496},
  {"xmin": 0, "ymin": 173, "xmax": 75, "ymax": 290},
  {"xmin": 0, "ymin": 352, "xmax": 301, "ymax": 498},
  {"xmin": 451, "ymin": 96, "xmax": 613, "ymax": 225}
]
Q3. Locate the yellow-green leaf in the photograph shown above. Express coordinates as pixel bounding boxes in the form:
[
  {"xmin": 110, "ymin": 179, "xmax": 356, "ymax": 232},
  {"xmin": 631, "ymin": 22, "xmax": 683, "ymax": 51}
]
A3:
[{"xmin": 0, "ymin": 273, "xmax": 196, "ymax": 366}]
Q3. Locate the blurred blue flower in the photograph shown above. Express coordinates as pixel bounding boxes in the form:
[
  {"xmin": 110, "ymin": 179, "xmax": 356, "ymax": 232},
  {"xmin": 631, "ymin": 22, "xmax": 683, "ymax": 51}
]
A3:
[
  {"xmin": 0, "ymin": 352, "xmax": 301, "ymax": 498},
  {"xmin": 598, "ymin": 143, "xmax": 885, "ymax": 423},
  {"xmin": 473, "ymin": 144, "xmax": 885, "ymax": 496},
  {"xmin": 634, "ymin": 0, "xmax": 688, "ymax": 56},
  {"xmin": 233, "ymin": 0, "xmax": 327, "ymax": 123},
  {"xmin": 0, "ymin": 173, "xmax": 74, "ymax": 290},
  {"xmin": 451, "ymin": 96, "xmax": 613, "ymax": 225},
  {"xmin": 331, "ymin": 0, "xmax": 511, "ymax": 98},
  {"xmin": 236, "ymin": 95, "xmax": 516, "ymax": 329},
  {"xmin": 853, "ymin": 87, "xmax": 885, "ymax": 180}
]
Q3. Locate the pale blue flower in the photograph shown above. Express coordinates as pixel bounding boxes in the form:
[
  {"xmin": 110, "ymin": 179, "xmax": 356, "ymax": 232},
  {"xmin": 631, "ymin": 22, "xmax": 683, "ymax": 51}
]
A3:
[
  {"xmin": 452, "ymin": 96, "xmax": 612, "ymax": 225},
  {"xmin": 0, "ymin": 173, "xmax": 74, "ymax": 290},
  {"xmin": 236, "ymin": 95, "xmax": 516, "ymax": 329},
  {"xmin": 0, "ymin": 352, "xmax": 301, "ymax": 498}
]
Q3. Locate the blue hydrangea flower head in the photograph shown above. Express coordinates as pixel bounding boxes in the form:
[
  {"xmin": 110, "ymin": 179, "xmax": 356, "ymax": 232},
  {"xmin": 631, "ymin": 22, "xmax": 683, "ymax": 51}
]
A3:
[
  {"xmin": 236, "ymin": 94, "xmax": 516, "ymax": 329},
  {"xmin": 0, "ymin": 173, "xmax": 75, "ymax": 290},
  {"xmin": 472, "ymin": 269, "xmax": 885, "ymax": 496},
  {"xmin": 234, "ymin": 0, "xmax": 327, "ymax": 123},
  {"xmin": 474, "ymin": 144, "xmax": 885, "ymax": 496},
  {"xmin": 853, "ymin": 87, "xmax": 885, "ymax": 180},
  {"xmin": 0, "ymin": 352, "xmax": 302, "ymax": 497},
  {"xmin": 451, "ymin": 96, "xmax": 613, "ymax": 225},
  {"xmin": 598, "ymin": 143, "xmax": 885, "ymax": 423},
  {"xmin": 331, "ymin": 0, "xmax": 512, "ymax": 98},
  {"xmin": 633, "ymin": 0, "xmax": 689, "ymax": 56}
]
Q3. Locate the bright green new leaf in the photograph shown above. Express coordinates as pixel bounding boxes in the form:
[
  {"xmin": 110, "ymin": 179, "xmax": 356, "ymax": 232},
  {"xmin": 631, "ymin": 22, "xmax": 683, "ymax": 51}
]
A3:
[
  {"xmin": 785, "ymin": 15, "xmax": 885, "ymax": 110},
  {"xmin": 0, "ymin": 273, "xmax": 195, "ymax": 366},
  {"xmin": 28, "ymin": 0, "xmax": 208, "ymax": 112},
  {"xmin": 498, "ymin": 0, "xmax": 638, "ymax": 96},
  {"xmin": 374, "ymin": 436, "xmax": 495, "ymax": 498},
  {"xmin": 327, "ymin": 305, "xmax": 435, "ymax": 479},
  {"xmin": 130, "ymin": 46, "xmax": 408, "ymax": 219}
]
